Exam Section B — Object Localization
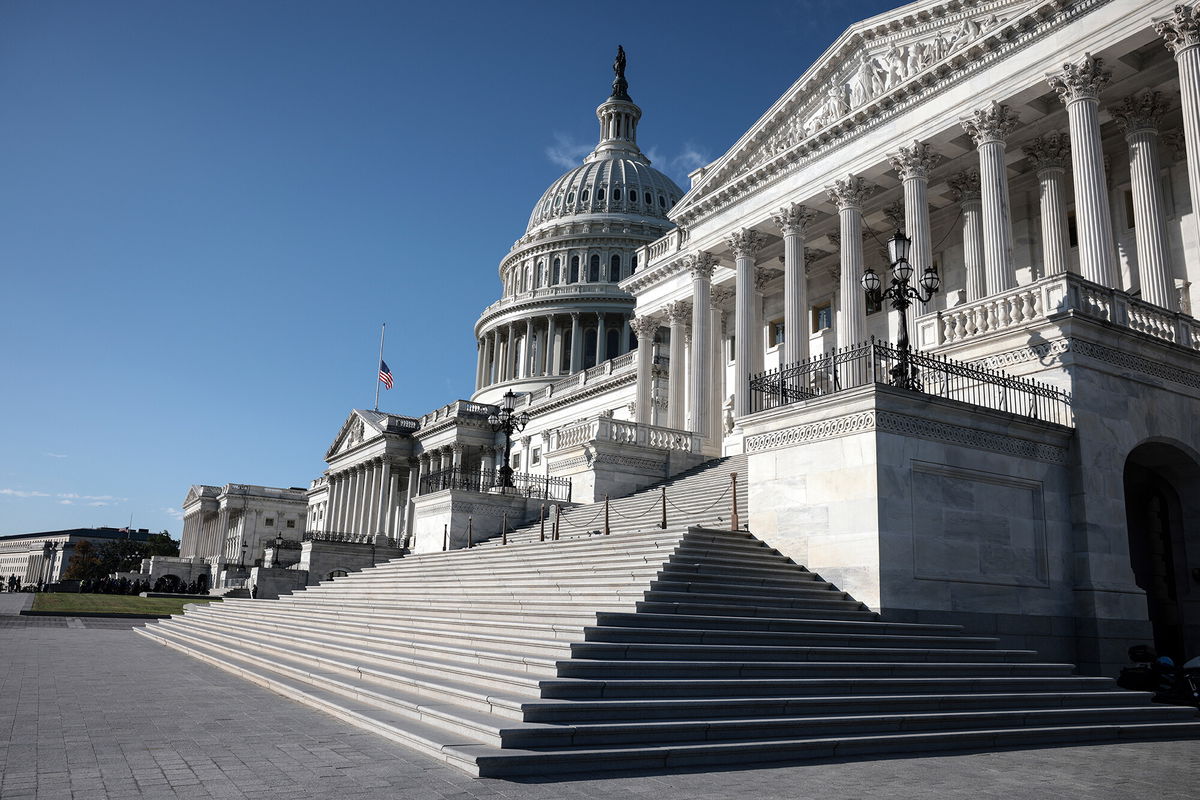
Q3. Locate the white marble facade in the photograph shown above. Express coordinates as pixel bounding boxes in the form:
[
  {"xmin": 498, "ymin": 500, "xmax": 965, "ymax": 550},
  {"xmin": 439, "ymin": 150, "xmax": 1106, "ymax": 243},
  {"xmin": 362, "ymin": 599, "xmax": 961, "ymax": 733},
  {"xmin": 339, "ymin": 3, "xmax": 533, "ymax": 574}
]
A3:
[{"xmin": 184, "ymin": 0, "xmax": 1200, "ymax": 675}]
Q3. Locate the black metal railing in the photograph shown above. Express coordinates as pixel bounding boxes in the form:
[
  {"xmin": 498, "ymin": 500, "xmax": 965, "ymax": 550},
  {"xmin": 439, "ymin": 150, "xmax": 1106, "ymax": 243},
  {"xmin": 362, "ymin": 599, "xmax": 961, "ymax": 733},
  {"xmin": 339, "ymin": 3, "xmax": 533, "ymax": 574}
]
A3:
[
  {"xmin": 749, "ymin": 337, "xmax": 1073, "ymax": 427},
  {"xmin": 419, "ymin": 467, "xmax": 572, "ymax": 501},
  {"xmin": 302, "ymin": 530, "xmax": 402, "ymax": 548}
]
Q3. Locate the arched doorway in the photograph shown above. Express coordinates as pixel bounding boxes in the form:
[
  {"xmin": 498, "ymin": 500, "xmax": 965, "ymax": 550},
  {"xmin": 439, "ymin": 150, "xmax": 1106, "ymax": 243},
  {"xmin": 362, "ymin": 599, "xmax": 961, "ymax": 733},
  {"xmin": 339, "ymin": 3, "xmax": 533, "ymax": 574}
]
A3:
[{"xmin": 1123, "ymin": 441, "xmax": 1200, "ymax": 662}]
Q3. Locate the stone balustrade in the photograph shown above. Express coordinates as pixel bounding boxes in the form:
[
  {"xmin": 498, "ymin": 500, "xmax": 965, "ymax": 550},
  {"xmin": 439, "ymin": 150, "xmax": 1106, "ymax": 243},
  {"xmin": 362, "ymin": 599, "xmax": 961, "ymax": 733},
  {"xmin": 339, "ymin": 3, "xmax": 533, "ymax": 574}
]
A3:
[
  {"xmin": 917, "ymin": 272, "xmax": 1200, "ymax": 352},
  {"xmin": 548, "ymin": 415, "xmax": 702, "ymax": 455},
  {"xmin": 522, "ymin": 350, "xmax": 640, "ymax": 406},
  {"xmin": 479, "ymin": 282, "xmax": 631, "ymax": 317}
]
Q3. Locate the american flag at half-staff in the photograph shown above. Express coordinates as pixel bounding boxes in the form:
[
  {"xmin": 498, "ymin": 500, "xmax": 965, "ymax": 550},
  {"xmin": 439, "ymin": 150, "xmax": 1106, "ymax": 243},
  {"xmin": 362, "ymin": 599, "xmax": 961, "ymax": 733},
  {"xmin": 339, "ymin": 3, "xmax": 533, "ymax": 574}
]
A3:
[{"xmin": 374, "ymin": 323, "xmax": 390, "ymax": 411}]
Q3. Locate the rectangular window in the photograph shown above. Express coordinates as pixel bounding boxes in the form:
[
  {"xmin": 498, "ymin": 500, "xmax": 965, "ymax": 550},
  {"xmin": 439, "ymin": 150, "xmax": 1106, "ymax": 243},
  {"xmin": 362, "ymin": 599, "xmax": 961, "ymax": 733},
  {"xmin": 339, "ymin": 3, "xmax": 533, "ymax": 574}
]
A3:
[
  {"xmin": 286, "ymin": 519, "xmax": 296, "ymax": 529},
  {"xmin": 769, "ymin": 319, "xmax": 785, "ymax": 348},
  {"xmin": 531, "ymin": 448, "xmax": 541, "ymax": 466},
  {"xmin": 264, "ymin": 518, "xmax": 274, "ymax": 527},
  {"xmin": 812, "ymin": 303, "xmax": 832, "ymax": 333},
  {"xmin": 512, "ymin": 453, "xmax": 522, "ymax": 471}
]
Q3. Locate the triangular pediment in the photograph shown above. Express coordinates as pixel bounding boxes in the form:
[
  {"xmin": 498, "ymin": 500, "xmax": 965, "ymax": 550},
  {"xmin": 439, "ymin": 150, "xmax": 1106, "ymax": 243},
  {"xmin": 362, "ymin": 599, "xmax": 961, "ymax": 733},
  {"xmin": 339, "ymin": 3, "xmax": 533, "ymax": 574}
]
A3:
[
  {"xmin": 324, "ymin": 409, "xmax": 390, "ymax": 461},
  {"xmin": 183, "ymin": 484, "xmax": 218, "ymax": 506},
  {"xmin": 675, "ymin": 0, "xmax": 1043, "ymax": 216}
]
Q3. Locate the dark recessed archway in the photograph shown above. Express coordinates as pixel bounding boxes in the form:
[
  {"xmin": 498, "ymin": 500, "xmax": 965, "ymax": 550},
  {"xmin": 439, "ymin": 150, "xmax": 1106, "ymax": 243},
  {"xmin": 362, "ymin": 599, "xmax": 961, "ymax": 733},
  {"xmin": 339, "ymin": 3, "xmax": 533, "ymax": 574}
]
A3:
[{"xmin": 1123, "ymin": 440, "xmax": 1200, "ymax": 662}]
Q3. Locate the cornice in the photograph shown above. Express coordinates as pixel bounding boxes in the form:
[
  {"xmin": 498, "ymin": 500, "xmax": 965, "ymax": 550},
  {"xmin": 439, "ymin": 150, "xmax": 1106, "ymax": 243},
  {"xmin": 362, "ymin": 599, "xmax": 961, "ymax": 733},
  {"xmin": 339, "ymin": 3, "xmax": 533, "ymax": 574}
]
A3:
[
  {"xmin": 670, "ymin": 0, "xmax": 1091, "ymax": 229},
  {"xmin": 476, "ymin": 292, "xmax": 636, "ymax": 335}
]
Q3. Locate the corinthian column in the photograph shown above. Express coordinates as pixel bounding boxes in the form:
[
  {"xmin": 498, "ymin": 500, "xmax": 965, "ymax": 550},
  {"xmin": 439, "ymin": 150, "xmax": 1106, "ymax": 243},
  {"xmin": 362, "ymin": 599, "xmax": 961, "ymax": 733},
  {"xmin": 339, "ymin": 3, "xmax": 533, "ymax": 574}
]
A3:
[
  {"xmin": 1157, "ymin": 5, "xmax": 1200, "ymax": 255},
  {"xmin": 688, "ymin": 253, "xmax": 715, "ymax": 437},
  {"xmin": 1023, "ymin": 132, "xmax": 1072, "ymax": 277},
  {"xmin": 1114, "ymin": 91, "xmax": 1176, "ymax": 310},
  {"xmin": 630, "ymin": 315, "xmax": 659, "ymax": 425},
  {"xmin": 568, "ymin": 312, "xmax": 582, "ymax": 373},
  {"xmin": 948, "ymin": 170, "xmax": 985, "ymax": 300},
  {"xmin": 961, "ymin": 102, "xmax": 1019, "ymax": 295},
  {"xmin": 665, "ymin": 300, "xmax": 690, "ymax": 429},
  {"xmin": 826, "ymin": 176, "xmax": 873, "ymax": 348},
  {"xmin": 890, "ymin": 141, "xmax": 940, "ymax": 315},
  {"xmin": 728, "ymin": 228, "xmax": 763, "ymax": 419},
  {"xmin": 1049, "ymin": 54, "xmax": 1117, "ymax": 288},
  {"xmin": 772, "ymin": 204, "xmax": 816, "ymax": 365}
]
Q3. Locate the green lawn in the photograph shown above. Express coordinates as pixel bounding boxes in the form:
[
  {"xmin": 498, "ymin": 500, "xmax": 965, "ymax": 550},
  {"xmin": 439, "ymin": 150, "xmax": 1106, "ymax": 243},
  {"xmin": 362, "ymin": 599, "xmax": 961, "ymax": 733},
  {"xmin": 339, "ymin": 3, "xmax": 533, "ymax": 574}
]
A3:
[{"xmin": 31, "ymin": 593, "xmax": 222, "ymax": 616}]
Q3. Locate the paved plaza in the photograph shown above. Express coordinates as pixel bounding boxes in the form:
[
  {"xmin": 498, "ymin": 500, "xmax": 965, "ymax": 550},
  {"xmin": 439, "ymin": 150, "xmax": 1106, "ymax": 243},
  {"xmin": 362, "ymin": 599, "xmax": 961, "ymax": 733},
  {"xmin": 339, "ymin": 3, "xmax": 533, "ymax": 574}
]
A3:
[{"xmin": 0, "ymin": 614, "xmax": 1195, "ymax": 800}]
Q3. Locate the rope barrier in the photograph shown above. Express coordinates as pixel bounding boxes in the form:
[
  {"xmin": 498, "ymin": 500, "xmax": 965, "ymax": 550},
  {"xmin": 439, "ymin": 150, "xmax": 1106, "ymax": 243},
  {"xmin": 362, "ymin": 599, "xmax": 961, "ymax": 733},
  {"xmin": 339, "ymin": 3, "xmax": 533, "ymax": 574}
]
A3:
[
  {"xmin": 665, "ymin": 480, "xmax": 731, "ymax": 517},
  {"xmin": 557, "ymin": 505, "xmax": 604, "ymax": 531},
  {"xmin": 609, "ymin": 491, "xmax": 663, "ymax": 521}
]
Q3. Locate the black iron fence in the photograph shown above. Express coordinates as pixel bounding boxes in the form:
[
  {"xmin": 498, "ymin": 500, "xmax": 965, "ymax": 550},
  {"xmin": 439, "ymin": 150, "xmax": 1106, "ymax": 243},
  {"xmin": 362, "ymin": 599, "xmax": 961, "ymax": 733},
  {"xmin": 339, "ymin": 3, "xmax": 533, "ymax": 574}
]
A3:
[
  {"xmin": 302, "ymin": 530, "xmax": 403, "ymax": 549},
  {"xmin": 749, "ymin": 338, "xmax": 1073, "ymax": 427},
  {"xmin": 419, "ymin": 467, "xmax": 572, "ymax": 502}
]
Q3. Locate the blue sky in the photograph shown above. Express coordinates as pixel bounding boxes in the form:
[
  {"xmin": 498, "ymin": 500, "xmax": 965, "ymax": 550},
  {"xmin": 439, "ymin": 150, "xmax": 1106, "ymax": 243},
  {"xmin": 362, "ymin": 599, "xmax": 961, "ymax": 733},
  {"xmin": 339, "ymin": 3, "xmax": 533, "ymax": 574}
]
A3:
[{"xmin": 0, "ymin": 0, "xmax": 900, "ymax": 536}]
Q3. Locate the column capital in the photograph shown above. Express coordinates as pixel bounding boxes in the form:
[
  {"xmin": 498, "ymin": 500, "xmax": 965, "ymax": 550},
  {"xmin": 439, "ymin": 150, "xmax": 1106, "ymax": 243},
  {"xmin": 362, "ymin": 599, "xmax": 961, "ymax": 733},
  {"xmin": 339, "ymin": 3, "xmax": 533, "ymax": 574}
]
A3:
[
  {"xmin": 570, "ymin": 311, "xmax": 581, "ymax": 321},
  {"xmin": 710, "ymin": 286, "xmax": 735, "ymax": 310},
  {"xmin": 726, "ymin": 228, "xmax": 764, "ymax": 259},
  {"xmin": 687, "ymin": 251, "xmax": 717, "ymax": 281},
  {"xmin": 450, "ymin": 441, "xmax": 465, "ymax": 454},
  {"xmin": 947, "ymin": 168, "xmax": 983, "ymax": 203},
  {"xmin": 1156, "ymin": 4, "xmax": 1200, "ymax": 56},
  {"xmin": 825, "ymin": 175, "xmax": 874, "ymax": 210},
  {"xmin": 803, "ymin": 248, "xmax": 831, "ymax": 272},
  {"xmin": 1047, "ymin": 54, "xmax": 1111, "ymax": 103},
  {"xmin": 888, "ymin": 140, "xmax": 940, "ymax": 181},
  {"xmin": 882, "ymin": 200, "xmax": 905, "ymax": 232},
  {"xmin": 1023, "ymin": 131, "xmax": 1071, "ymax": 172},
  {"xmin": 753, "ymin": 267, "xmax": 776, "ymax": 293},
  {"xmin": 1112, "ymin": 91, "xmax": 1170, "ymax": 136},
  {"xmin": 961, "ymin": 101, "xmax": 1020, "ymax": 146},
  {"xmin": 665, "ymin": 300, "xmax": 692, "ymax": 324},
  {"xmin": 630, "ymin": 314, "xmax": 659, "ymax": 339},
  {"xmin": 771, "ymin": 203, "xmax": 817, "ymax": 236}
]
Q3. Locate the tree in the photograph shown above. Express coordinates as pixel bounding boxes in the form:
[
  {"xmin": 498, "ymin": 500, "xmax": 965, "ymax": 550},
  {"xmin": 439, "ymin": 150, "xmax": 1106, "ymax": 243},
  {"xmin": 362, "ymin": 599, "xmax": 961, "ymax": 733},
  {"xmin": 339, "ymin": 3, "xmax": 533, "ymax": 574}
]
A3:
[{"xmin": 63, "ymin": 540, "xmax": 104, "ymax": 582}]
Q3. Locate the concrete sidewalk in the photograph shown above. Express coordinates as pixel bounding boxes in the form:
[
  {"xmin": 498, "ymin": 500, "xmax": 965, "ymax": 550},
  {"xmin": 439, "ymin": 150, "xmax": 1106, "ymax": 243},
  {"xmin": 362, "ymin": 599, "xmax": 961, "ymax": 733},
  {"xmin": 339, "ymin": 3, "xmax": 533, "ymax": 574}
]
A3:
[
  {"xmin": 0, "ymin": 618, "xmax": 1196, "ymax": 800},
  {"xmin": 0, "ymin": 592, "xmax": 34, "ymax": 615}
]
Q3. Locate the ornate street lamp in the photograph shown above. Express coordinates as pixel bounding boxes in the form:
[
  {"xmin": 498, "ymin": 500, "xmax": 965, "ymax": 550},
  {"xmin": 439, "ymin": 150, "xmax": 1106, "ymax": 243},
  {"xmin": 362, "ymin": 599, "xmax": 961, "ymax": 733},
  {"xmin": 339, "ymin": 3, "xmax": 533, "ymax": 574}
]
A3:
[
  {"xmin": 272, "ymin": 533, "xmax": 284, "ymax": 568},
  {"xmin": 487, "ymin": 390, "xmax": 529, "ymax": 489},
  {"xmin": 861, "ymin": 230, "xmax": 940, "ymax": 390}
]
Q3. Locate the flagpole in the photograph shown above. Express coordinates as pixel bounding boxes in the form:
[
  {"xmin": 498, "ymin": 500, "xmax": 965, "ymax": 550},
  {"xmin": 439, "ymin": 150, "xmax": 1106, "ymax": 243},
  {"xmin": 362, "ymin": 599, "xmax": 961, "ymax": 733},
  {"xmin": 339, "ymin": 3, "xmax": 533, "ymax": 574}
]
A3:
[{"xmin": 374, "ymin": 323, "xmax": 386, "ymax": 412}]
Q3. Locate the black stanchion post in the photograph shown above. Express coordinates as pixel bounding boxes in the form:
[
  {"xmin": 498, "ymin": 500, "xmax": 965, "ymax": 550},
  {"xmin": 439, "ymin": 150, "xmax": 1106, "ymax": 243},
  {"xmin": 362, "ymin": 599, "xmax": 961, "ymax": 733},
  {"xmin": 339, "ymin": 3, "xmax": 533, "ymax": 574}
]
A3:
[
  {"xmin": 660, "ymin": 486, "xmax": 667, "ymax": 530},
  {"xmin": 443, "ymin": 524, "xmax": 448, "ymax": 551},
  {"xmin": 467, "ymin": 517, "xmax": 473, "ymax": 549},
  {"xmin": 539, "ymin": 504, "xmax": 546, "ymax": 542},
  {"xmin": 501, "ymin": 513, "xmax": 507, "ymax": 546},
  {"xmin": 604, "ymin": 495, "xmax": 610, "ymax": 535},
  {"xmin": 730, "ymin": 473, "xmax": 740, "ymax": 531}
]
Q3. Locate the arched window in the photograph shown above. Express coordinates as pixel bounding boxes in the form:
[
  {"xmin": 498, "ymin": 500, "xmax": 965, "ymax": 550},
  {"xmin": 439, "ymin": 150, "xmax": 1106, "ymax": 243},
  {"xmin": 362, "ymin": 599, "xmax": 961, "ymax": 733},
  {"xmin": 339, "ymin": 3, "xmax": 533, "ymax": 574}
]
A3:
[
  {"xmin": 631, "ymin": 252, "xmax": 638, "ymax": 272},
  {"xmin": 644, "ymin": 191, "xmax": 652, "ymax": 204},
  {"xmin": 583, "ymin": 329, "xmax": 598, "ymax": 369},
  {"xmin": 588, "ymin": 254, "xmax": 600, "ymax": 282},
  {"xmin": 554, "ymin": 194, "xmax": 562, "ymax": 208},
  {"xmin": 552, "ymin": 257, "xmax": 561, "ymax": 285},
  {"xmin": 613, "ymin": 187, "xmax": 622, "ymax": 202},
  {"xmin": 535, "ymin": 262, "xmax": 544, "ymax": 288},
  {"xmin": 606, "ymin": 329, "xmax": 620, "ymax": 357},
  {"xmin": 598, "ymin": 187, "xmax": 606, "ymax": 201},
  {"xmin": 569, "ymin": 256, "xmax": 580, "ymax": 283},
  {"xmin": 659, "ymin": 195, "xmax": 666, "ymax": 208},
  {"xmin": 610, "ymin": 254, "xmax": 621, "ymax": 281},
  {"xmin": 567, "ymin": 191, "xmax": 575, "ymax": 204},
  {"xmin": 581, "ymin": 188, "xmax": 590, "ymax": 204}
]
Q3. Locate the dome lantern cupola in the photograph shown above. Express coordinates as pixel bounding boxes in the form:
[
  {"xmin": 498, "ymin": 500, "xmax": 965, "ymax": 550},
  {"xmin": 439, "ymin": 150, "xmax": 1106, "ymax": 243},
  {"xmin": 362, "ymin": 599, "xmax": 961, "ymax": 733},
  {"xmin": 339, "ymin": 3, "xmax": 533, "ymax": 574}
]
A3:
[{"xmin": 588, "ymin": 45, "xmax": 643, "ymax": 162}]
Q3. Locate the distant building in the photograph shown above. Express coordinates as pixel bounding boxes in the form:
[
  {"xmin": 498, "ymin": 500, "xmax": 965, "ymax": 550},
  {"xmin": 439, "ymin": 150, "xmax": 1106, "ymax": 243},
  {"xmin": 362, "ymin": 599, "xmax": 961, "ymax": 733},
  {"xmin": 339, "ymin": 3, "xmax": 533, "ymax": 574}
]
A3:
[{"xmin": 0, "ymin": 527, "xmax": 154, "ymax": 586}]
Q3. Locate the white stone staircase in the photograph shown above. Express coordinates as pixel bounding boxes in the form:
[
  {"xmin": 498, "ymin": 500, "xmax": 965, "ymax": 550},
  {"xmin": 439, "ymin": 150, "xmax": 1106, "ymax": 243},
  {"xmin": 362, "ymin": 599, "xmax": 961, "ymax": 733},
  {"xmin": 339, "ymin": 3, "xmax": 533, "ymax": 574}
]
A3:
[
  {"xmin": 137, "ymin": 460, "xmax": 1200, "ymax": 777},
  {"xmin": 480, "ymin": 454, "xmax": 749, "ymax": 545}
]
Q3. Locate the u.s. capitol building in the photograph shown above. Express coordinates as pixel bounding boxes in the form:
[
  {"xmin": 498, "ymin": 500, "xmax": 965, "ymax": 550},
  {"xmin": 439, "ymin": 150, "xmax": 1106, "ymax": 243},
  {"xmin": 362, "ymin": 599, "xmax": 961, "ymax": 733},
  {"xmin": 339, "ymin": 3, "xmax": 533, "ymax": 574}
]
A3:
[{"xmin": 169, "ymin": 0, "xmax": 1200, "ymax": 696}]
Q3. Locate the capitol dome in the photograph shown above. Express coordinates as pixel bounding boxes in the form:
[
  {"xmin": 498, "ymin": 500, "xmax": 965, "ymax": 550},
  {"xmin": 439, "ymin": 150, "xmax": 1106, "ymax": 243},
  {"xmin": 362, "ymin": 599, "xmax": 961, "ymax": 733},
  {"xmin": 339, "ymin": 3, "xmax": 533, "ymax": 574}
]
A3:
[
  {"xmin": 472, "ymin": 47, "xmax": 681, "ymax": 405},
  {"xmin": 526, "ymin": 155, "xmax": 683, "ymax": 234}
]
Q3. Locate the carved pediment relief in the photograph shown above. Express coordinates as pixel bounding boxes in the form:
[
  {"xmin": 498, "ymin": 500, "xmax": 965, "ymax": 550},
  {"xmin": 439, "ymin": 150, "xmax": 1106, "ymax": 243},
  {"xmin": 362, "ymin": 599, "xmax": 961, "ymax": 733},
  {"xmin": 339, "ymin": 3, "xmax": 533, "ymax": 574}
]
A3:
[
  {"xmin": 324, "ymin": 412, "xmax": 375, "ymax": 461},
  {"xmin": 681, "ymin": 0, "xmax": 1042, "ymax": 212}
]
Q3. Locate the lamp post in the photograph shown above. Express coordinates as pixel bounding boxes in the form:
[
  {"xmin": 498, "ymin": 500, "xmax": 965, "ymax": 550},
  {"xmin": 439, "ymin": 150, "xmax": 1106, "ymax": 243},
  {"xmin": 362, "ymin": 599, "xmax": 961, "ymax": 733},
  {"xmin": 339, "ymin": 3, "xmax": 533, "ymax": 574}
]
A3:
[
  {"xmin": 487, "ymin": 390, "xmax": 530, "ymax": 489},
  {"xmin": 861, "ymin": 230, "xmax": 940, "ymax": 390},
  {"xmin": 272, "ymin": 533, "xmax": 283, "ymax": 568}
]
